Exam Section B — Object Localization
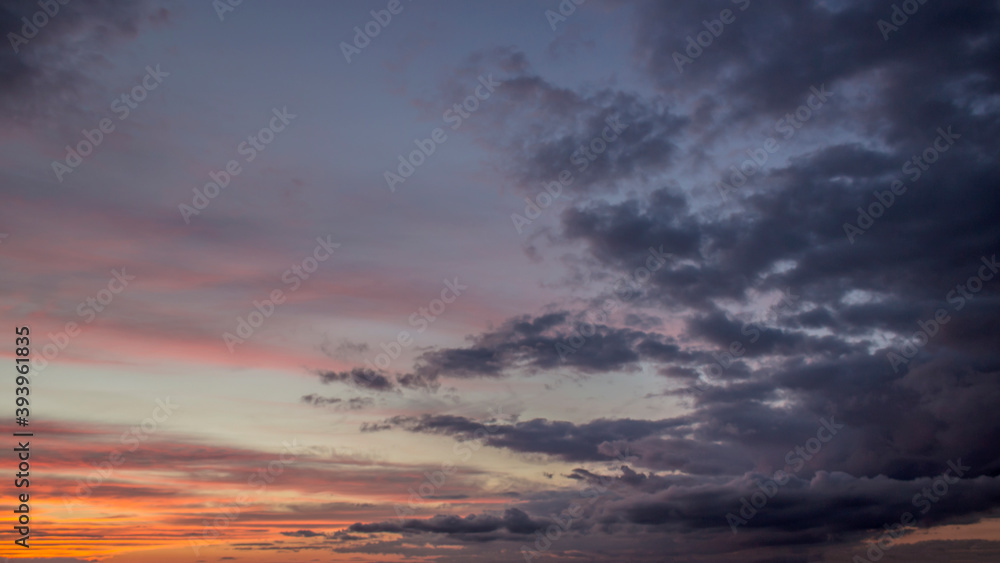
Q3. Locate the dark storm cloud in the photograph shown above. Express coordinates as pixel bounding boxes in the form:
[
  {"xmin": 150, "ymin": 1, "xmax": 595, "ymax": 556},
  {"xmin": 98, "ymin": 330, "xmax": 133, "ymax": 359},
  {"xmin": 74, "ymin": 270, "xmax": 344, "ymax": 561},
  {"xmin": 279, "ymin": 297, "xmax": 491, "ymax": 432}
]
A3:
[
  {"xmin": 0, "ymin": 0, "xmax": 171, "ymax": 120},
  {"xmin": 280, "ymin": 529, "xmax": 324, "ymax": 537},
  {"xmin": 348, "ymin": 508, "xmax": 547, "ymax": 539},
  {"xmin": 685, "ymin": 307, "xmax": 855, "ymax": 359},
  {"xmin": 458, "ymin": 47, "xmax": 687, "ymax": 195},
  {"xmin": 340, "ymin": 1, "xmax": 1000, "ymax": 558},
  {"xmin": 340, "ymin": 465, "xmax": 1000, "ymax": 557},
  {"xmin": 558, "ymin": 141, "xmax": 1000, "ymax": 328},
  {"xmin": 301, "ymin": 394, "xmax": 374, "ymax": 410},
  {"xmin": 302, "ymin": 394, "xmax": 343, "ymax": 406},
  {"xmin": 562, "ymin": 188, "xmax": 702, "ymax": 268},
  {"xmin": 610, "ymin": 469, "xmax": 1000, "ymax": 539},
  {"xmin": 632, "ymin": 0, "xmax": 1000, "ymax": 124},
  {"xmin": 314, "ymin": 367, "xmax": 397, "ymax": 392},
  {"xmin": 401, "ymin": 311, "xmax": 695, "ymax": 383},
  {"xmin": 369, "ymin": 412, "xmax": 689, "ymax": 462}
]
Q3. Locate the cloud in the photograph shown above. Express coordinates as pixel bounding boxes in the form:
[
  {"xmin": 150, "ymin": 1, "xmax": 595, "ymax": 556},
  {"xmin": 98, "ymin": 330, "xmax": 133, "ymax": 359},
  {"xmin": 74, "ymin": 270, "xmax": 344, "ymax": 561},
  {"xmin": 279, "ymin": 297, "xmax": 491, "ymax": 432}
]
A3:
[
  {"xmin": 436, "ymin": 46, "xmax": 686, "ymax": 197},
  {"xmin": 336, "ymin": 3, "xmax": 1000, "ymax": 558},
  {"xmin": 369, "ymin": 412, "xmax": 688, "ymax": 462},
  {"xmin": 315, "ymin": 367, "xmax": 397, "ymax": 392},
  {"xmin": 301, "ymin": 394, "xmax": 374, "ymax": 410},
  {"xmin": 6, "ymin": 0, "xmax": 1000, "ymax": 560},
  {"xmin": 400, "ymin": 311, "xmax": 691, "ymax": 384},
  {"xmin": 0, "ymin": 0, "xmax": 172, "ymax": 122},
  {"xmin": 349, "ymin": 508, "xmax": 547, "ymax": 539},
  {"xmin": 280, "ymin": 529, "xmax": 324, "ymax": 537}
]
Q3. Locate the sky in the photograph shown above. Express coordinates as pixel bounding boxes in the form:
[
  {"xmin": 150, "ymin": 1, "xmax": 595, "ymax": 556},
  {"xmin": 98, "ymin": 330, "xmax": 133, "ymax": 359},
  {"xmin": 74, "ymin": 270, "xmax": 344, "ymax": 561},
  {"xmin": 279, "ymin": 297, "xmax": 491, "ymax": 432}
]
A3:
[{"xmin": 1, "ymin": 0, "xmax": 999, "ymax": 561}]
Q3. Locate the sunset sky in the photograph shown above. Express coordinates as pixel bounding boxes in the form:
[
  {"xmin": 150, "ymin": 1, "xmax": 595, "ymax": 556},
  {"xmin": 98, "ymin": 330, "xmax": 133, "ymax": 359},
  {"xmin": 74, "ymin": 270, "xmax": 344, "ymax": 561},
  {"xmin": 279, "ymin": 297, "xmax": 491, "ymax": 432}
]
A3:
[{"xmin": 2, "ymin": 0, "xmax": 1000, "ymax": 561}]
